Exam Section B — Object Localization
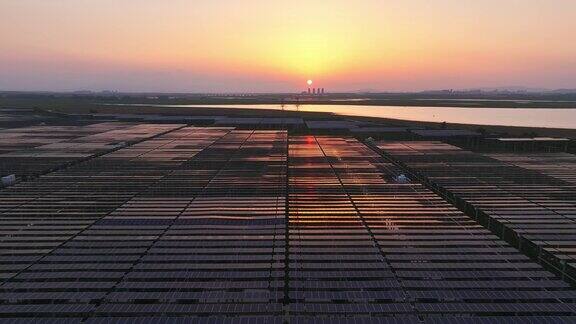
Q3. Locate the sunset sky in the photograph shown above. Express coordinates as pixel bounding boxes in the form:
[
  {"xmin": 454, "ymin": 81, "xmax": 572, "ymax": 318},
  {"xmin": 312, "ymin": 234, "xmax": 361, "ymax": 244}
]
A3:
[{"xmin": 1, "ymin": 0, "xmax": 575, "ymax": 92}]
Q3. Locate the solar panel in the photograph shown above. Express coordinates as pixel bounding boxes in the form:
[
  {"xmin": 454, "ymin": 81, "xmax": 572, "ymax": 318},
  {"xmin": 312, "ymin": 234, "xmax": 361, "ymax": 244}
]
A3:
[{"xmin": 0, "ymin": 130, "xmax": 575, "ymax": 321}]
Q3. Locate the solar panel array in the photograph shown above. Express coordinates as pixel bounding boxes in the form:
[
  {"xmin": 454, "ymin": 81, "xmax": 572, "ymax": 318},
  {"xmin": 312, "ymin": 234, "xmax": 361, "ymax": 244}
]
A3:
[
  {"xmin": 488, "ymin": 153, "xmax": 576, "ymax": 185},
  {"xmin": 375, "ymin": 141, "xmax": 576, "ymax": 284},
  {"xmin": 0, "ymin": 127, "xmax": 230, "ymax": 320},
  {"xmin": 1, "ymin": 129, "xmax": 576, "ymax": 322},
  {"xmin": 0, "ymin": 108, "xmax": 47, "ymax": 128},
  {"xmin": 0, "ymin": 123, "xmax": 182, "ymax": 179},
  {"xmin": 87, "ymin": 129, "xmax": 287, "ymax": 322},
  {"xmin": 0, "ymin": 127, "xmax": 292, "ymax": 322},
  {"xmin": 0, "ymin": 123, "xmax": 137, "ymax": 154},
  {"xmin": 289, "ymin": 136, "xmax": 576, "ymax": 321}
]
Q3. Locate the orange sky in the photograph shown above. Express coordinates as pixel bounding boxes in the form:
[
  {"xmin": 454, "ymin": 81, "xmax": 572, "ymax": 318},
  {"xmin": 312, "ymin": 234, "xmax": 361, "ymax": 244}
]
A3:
[{"xmin": 1, "ymin": 0, "xmax": 575, "ymax": 92}]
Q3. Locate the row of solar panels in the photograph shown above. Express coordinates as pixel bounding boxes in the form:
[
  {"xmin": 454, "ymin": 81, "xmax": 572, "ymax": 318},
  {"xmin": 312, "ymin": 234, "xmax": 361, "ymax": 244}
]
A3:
[
  {"xmin": 375, "ymin": 141, "xmax": 576, "ymax": 284},
  {"xmin": 1, "ymin": 127, "xmax": 290, "ymax": 321},
  {"xmin": 487, "ymin": 152, "xmax": 576, "ymax": 185},
  {"xmin": 0, "ymin": 128, "xmax": 575, "ymax": 321},
  {"xmin": 0, "ymin": 122, "xmax": 184, "ymax": 179},
  {"xmin": 288, "ymin": 136, "xmax": 575, "ymax": 319}
]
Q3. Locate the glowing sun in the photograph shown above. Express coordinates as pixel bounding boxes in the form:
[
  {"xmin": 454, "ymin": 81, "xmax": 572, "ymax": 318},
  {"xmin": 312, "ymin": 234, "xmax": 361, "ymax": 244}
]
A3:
[{"xmin": 307, "ymin": 79, "xmax": 313, "ymax": 86}]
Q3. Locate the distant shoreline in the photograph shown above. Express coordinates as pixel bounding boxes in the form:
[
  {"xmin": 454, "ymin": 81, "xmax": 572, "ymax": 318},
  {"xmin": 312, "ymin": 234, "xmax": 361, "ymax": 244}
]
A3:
[
  {"xmin": 98, "ymin": 103, "xmax": 576, "ymax": 130},
  {"xmin": 109, "ymin": 102, "xmax": 576, "ymax": 109},
  {"xmin": 2, "ymin": 92, "xmax": 576, "ymax": 109},
  {"xmin": 1, "ymin": 95, "xmax": 575, "ymax": 137}
]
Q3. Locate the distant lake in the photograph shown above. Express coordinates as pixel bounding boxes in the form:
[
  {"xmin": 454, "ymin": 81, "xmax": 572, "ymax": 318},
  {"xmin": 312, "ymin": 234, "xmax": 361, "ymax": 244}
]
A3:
[{"xmin": 129, "ymin": 104, "xmax": 576, "ymax": 129}]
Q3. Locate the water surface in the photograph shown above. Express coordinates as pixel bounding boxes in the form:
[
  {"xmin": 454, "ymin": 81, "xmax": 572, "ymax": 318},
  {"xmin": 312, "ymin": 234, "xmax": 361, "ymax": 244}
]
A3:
[{"xmin": 133, "ymin": 104, "xmax": 576, "ymax": 129}]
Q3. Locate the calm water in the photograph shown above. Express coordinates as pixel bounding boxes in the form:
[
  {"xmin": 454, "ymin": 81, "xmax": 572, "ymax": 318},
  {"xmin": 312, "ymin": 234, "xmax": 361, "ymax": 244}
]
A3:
[{"xmin": 140, "ymin": 104, "xmax": 576, "ymax": 129}]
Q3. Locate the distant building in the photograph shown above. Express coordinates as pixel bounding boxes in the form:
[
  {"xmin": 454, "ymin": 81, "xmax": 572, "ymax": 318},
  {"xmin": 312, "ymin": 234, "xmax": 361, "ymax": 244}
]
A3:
[{"xmin": 304, "ymin": 85, "xmax": 326, "ymax": 96}]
